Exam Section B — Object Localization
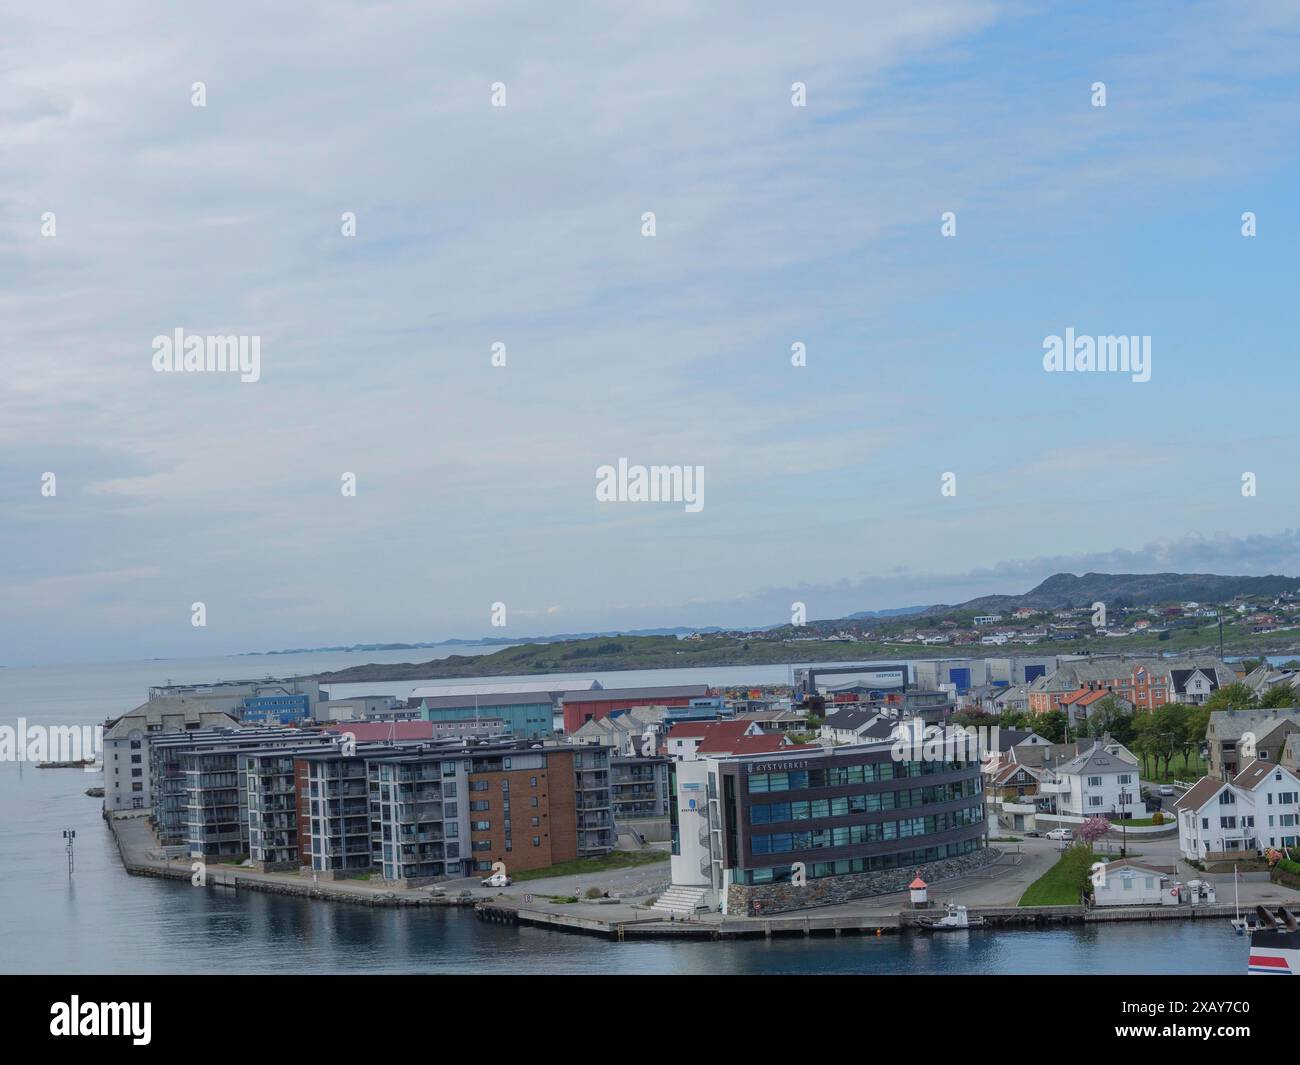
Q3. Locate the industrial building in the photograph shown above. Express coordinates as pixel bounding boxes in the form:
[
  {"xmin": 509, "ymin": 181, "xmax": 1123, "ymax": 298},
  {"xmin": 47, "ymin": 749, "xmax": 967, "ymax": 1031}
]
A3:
[{"xmin": 560, "ymin": 684, "xmax": 712, "ymax": 733}]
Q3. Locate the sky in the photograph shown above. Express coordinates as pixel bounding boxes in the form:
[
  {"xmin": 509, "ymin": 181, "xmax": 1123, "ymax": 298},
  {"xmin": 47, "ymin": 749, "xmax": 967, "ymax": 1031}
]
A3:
[{"xmin": 3, "ymin": 1, "xmax": 1300, "ymax": 666}]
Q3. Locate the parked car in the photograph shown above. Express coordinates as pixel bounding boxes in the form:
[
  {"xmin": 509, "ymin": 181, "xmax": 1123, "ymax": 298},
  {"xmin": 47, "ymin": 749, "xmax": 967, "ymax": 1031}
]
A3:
[
  {"xmin": 1158, "ymin": 785, "xmax": 1174, "ymax": 797},
  {"xmin": 480, "ymin": 873, "xmax": 513, "ymax": 888},
  {"xmin": 1046, "ymin": 828, "xmax": 1073, "ymax": 842}
]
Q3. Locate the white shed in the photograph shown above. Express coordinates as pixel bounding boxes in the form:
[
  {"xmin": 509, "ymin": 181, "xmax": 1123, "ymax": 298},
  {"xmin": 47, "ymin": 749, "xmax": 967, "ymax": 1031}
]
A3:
[{"xmin": 1092, "ymin": 860, "xmax": 1172, "ymax": 907}]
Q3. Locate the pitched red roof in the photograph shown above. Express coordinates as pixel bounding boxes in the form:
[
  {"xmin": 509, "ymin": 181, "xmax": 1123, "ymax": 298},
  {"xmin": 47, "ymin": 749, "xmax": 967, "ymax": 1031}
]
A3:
[
  {"xmin": 667, "ymin": 719, "xmax": 750, "ymax": 741},
  {"xmin": 698, "ymin": 733, "xmax": 788, "ymax": 756}
]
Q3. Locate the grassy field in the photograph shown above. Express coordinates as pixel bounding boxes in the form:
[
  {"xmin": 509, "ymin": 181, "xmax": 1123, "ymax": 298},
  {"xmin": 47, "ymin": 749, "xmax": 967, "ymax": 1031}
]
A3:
[
  {"xmin": 1139, "ymin": 752, "xmax": 1206, "ymax": 783},
  {"xmin": 1018, "ymin": 850, "xmax": 1091, "ymax": 907},
  {"xmin": 511, "ymin": 849, "xmax": 668, "ymax": 883}
]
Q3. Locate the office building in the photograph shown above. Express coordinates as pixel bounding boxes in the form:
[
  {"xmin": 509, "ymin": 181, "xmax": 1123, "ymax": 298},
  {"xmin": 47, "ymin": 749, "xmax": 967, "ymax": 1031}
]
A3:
[{"xmin": 668, "ymin": 737, "xmax": 987, "ymax": 915}]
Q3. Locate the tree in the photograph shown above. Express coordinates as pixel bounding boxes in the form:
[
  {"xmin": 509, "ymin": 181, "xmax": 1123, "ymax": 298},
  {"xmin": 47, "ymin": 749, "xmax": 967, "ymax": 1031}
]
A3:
[
  {"xmin": 1079, "ymin": 816, "xmax": 1111, "ymax": 849},
  {"xmin": 998, "ymin": 708, "xmax": 1029, "ymax": 731},
  {"xmin": 1034, "ymin": 709, "xmax": 1068, "ymax": 744},
  {"xmin": 1151, "ymin": 704, "xmax": 1186, "ymax": 778},
  {"xmin": 1085, "ymin": 696, "xmax": 1135, "ymax": 745},
  {"xmin": 954, "ymin": 708, "xmax": 994, "ymax": 729},
  {"xmin": 1258, "ymin": 684, "xmax": 1299, "ymax": 709},
  {"xmin": 1204, "ymin": 682, "xmax": 1257, "ymax": 712},
  {"xmin": 1181, "ymin": 704, "xmax": 1210, "ymax": 768},
  {"xmin": 1132, "ymin": 713, "xmax": 1160, "ymax": 777}
]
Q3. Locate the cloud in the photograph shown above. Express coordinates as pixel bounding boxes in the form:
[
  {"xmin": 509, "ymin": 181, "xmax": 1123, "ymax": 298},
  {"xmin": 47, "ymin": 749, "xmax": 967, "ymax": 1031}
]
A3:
[{"xmin": 4, "ymin": 2, "xmax": 1300, "ymax": 664}]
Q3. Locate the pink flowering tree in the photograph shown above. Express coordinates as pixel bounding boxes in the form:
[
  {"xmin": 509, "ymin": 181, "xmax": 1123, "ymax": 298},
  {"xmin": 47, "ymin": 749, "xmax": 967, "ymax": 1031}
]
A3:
[{"xmin": 1078, "ymin": 816, "xmax": 1112, "ymax": 850}]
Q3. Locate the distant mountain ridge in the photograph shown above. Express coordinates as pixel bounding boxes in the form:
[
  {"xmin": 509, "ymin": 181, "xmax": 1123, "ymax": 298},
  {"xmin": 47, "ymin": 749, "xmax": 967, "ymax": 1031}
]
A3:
[{"xmin": 925, "ymin": 571, "xmax": 1299, "ymax": 615}]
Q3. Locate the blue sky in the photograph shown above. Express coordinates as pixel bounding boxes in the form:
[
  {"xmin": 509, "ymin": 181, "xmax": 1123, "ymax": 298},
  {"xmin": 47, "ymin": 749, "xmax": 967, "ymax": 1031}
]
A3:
[{"xmin": 3, "ymin": 1, "xmax": 1300, "ymax": 666}]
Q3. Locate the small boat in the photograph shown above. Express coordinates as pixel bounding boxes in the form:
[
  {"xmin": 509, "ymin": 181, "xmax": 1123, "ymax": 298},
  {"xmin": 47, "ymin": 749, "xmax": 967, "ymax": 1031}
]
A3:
[
  {"xmin": 918, "ymin": 903, "xmax": 985, "ymax": 931},
  {"xmin": 36, "ymin": 759, "xmax": 95, "ymax": 769},
  {"xmin": 84, "ymin": 787, "xmax": 104, "ymax": 798}
]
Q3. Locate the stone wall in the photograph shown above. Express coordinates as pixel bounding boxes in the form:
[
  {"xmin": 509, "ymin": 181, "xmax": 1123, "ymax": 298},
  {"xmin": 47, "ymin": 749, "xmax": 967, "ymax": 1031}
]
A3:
[{"xmin": 726, "ymin": 845, "xmax": 1000, "ymax": 916}]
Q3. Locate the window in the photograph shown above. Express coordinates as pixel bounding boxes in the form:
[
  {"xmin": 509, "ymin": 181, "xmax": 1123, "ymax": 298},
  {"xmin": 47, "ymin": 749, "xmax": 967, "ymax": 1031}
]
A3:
[
  {"xmin": 532, "ymin": 836, "xmax": 541, "ymax": 847},
  {"xmin": 471, "ymin": 820, "xmax": 491, "ymax": 831}
]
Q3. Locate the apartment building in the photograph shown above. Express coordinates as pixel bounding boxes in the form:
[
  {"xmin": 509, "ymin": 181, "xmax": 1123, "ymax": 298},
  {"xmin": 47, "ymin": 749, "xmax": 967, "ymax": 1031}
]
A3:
[
  {"xmin": 181, "ymin": 734, "xmax": 340, "ymax": 858},
  {"xmin": 299, "ymin": 740, "xmax": 615, "ymax": 884},
  {"xmin": 1028, "ymin": 656, "xmax": 1233, "ymax": 714},
  {"xmin": 103, "ymin": 697, "xmax": 239, "ymax": 813},
  {"xmin": 149, "ymin": 726, "xmax": 319, "ymax": 847},
  {"xmin": 610, "ymin": 755, "xmax": 672, "ymax": 819},
  {"xmin": 242, "ymin": 746, "xmax": 333, "ymax": 870},
  {"xmin": 299, "ymin": 749, "xmax": 378, "ymax": 876}
]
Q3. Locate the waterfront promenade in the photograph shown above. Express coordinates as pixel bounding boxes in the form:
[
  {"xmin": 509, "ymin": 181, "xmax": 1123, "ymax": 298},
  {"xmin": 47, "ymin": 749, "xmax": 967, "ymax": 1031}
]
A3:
[{"xmin": 109, "ymin": 814, "xmax": 1300, "ymax": 939}]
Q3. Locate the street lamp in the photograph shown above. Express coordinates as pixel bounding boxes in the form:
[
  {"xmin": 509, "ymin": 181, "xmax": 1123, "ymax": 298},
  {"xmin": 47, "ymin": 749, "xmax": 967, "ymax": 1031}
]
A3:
[{"xmin": 1116, "ymin": 791, "xmax": 1130, "ymax": 857}]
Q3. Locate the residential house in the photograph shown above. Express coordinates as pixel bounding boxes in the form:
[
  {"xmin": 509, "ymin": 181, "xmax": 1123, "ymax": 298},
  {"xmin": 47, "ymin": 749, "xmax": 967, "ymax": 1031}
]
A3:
[
  {"xmin": 1173, "ymin": 776, "xmax": 1248, "ymax": 861},
  {"xmin": 1042, "ymin": 741, "xmax": 1141, "ymax": 819},
  {"xmin": 1173, "ymin": 760, "xmax": 1300, "ymax": 860},
  {"xmin": 1234, "ymin": 760, "xmax": 1300, "ymax": 852},
  {"xmin": 665, "ymin": 719, "xmax": 763, "ymax": 761},
  {"xmin": 1206, "ymin": 708, "xmax": 1300, "ymax": 780},
  {"xmin": 819, "ymin": 709, "xmax": 896, "ymax": 746}
]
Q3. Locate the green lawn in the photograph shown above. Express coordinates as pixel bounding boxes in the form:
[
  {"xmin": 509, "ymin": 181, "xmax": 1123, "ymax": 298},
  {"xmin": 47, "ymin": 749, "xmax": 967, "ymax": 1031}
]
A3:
[
  {"xmin": 1018, "ymin": 849, "xmax": 1092, "ymax": 907},
  {"xmin": 511, "ymin": 849, "xmax": 668, "ymax": 882},
  {"xmin": 1140, "ymin": 751, "xmax": 1206, "ymax": 783}
]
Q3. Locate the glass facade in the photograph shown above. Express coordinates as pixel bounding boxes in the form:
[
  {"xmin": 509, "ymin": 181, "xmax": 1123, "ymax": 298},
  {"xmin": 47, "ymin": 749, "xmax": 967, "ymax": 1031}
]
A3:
[{"xmin": 719, "ymin": 748, "xmax": 986, "ymax": 889}]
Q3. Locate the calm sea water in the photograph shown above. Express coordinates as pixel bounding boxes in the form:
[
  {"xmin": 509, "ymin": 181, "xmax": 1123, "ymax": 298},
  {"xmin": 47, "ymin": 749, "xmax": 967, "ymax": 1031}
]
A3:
[{"xmin": 0, "ymin": 648, "xmax": 1257, "ymax": 974}]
